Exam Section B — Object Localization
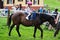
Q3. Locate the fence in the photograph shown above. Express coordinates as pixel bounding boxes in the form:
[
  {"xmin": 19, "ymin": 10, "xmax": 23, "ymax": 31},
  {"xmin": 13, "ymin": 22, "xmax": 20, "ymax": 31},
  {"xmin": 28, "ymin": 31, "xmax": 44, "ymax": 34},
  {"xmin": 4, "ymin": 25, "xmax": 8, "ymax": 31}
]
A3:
[
  {"xmin": 0, "ymin": 9, "xmax": 8, "ymax": 17},
  {"xmin": 0, "ymin": 9, "xmax": 60, "ymax": 17},
  {"xmin": 0, "ymin": 9, "xmax": 14, "ymax": 17}
]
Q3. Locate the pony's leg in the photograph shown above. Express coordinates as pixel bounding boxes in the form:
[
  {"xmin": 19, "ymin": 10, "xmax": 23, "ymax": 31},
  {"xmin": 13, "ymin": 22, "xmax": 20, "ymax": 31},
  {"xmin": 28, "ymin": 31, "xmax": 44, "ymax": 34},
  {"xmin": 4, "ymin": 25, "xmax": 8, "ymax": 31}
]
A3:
[
  {"xmin": 54, "ymin": 29, "xmax": 59, "ymax": 37},
  {"xmin": 33, "ymin": 26, "xmax": 37, "ymax": 38},
  {"xmin": 16, "ymin": 25, "xmax": 21, "ymax": 37},
  {"xmin": 37, "ymin": 26, "xmax": 43, "ymax": 38},
  {"xmin": 9, "ymin": 24, "xmax": 15, "ymax": 36}
]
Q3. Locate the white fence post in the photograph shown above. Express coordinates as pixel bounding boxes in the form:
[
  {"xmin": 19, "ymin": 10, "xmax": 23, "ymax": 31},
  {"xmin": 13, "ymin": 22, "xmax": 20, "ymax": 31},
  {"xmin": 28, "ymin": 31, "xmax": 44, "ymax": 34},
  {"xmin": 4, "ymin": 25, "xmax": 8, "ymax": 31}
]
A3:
[{"xmin": 0, "ymin": 9, "xmax": 8, "ymax": 17}]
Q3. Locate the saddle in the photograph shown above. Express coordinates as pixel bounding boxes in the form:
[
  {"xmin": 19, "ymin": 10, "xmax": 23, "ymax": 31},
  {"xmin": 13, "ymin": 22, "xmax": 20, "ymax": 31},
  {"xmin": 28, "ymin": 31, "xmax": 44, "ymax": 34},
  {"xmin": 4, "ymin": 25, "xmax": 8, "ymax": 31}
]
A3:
[
  {"xmin": 25, "ymin": 12, "xmax": 36, "ymax": 20},
  {"xmin": 25, "ymin": 13, "xmax": 32, "ymax": 20}
]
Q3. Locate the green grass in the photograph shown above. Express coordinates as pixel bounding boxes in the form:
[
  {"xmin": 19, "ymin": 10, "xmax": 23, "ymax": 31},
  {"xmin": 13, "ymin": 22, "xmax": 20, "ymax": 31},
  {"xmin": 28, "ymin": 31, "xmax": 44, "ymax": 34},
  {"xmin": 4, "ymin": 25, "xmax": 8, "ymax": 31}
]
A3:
[
  {"xmin": 44, "ymin": 0, "xmax": 60, "ymax": 11},
  {"xmin": 0, "ymin": 18, "xmax": 60, "ymax": 40}
]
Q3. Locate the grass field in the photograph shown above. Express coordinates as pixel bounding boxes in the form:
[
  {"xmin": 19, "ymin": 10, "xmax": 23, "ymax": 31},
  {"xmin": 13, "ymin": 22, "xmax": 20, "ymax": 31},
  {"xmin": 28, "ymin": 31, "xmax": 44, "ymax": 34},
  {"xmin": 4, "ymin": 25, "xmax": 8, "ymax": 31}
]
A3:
[
  {"xmin": 0, "ymin": 18, "xmax": 60, "ymax": 40},
  {"xmin": 44, "ymin": 0, "xmax": 60, "ymax": 11}
]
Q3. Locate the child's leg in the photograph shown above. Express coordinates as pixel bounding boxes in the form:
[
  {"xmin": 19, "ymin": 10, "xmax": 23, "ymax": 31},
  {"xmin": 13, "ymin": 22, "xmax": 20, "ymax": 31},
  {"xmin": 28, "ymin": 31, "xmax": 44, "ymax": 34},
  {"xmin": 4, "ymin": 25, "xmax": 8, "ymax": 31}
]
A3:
[{"xmin": 26, "ymin": 13, "xmax": 31, "ymax": 20}]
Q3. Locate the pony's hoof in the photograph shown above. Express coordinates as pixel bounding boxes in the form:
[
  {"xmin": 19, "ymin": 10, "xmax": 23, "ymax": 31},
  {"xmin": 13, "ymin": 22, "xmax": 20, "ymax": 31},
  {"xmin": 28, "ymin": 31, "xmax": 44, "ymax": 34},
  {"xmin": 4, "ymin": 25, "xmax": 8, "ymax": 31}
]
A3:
[
  {"xmin": 41, "ymin": 35, "xmax": 43, "ymax": 39},
  {"xmin": 8, "ymin": 33, "xmax": 11, "ymax": 36},
  {"xmin": 54, "ymin": 35, "xmax": 56, "ymax": 37},
  {"xmin": 9, "ymin": 34, "xmax": 11, "ymax": 36},
  {"xmin": 19, "ymin": 35, "xmax": 21, "ymax": 37},
  {"xmin": 33, "ymin": 35, "xmax": 36, "ymax": 38},
  {"xmin": 41, "ymin": 37, "xmax": 43, "ymax": 39}
]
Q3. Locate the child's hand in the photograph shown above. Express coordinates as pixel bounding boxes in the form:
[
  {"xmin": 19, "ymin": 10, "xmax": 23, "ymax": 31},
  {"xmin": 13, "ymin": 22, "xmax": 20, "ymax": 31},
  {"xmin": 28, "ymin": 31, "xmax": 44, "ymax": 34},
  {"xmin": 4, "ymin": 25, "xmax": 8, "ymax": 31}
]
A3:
[{"xmin": 55, "ymin": 19, "xmax": 58, "ymax": 24}]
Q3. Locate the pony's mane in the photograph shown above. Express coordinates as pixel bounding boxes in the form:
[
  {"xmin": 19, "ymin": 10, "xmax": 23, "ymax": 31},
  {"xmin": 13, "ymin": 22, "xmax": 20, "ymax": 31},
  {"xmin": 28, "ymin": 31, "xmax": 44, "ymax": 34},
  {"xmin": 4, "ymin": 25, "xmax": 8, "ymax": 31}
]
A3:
[{"xmin": 39, "ymin": 13, "xmax": 54, "ymax": 20}]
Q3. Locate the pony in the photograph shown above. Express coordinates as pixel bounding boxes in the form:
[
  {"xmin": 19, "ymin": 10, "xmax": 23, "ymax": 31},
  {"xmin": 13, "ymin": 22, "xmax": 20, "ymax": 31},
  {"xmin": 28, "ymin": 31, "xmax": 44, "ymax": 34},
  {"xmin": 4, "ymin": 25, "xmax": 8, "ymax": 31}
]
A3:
[{"xmin": 7, "ymin": 10, "xmax": 55, "ymax": 38}]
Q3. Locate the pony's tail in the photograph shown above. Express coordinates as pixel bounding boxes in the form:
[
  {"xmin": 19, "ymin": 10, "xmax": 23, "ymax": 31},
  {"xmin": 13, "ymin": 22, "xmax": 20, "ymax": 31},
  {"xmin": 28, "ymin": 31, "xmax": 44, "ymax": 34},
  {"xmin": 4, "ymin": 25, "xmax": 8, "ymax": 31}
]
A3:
[{"xmin": 7, "ymin": 9, "xmax": 13, "ymax": 28}]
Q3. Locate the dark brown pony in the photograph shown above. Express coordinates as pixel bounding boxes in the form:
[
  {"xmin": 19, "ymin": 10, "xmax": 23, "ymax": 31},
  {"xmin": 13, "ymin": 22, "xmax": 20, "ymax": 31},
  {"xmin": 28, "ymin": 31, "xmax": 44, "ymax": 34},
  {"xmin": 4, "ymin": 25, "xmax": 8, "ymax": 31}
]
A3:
[{"xmin": 7, "ymin": 10, "xmax": 55, "ymax": 38}]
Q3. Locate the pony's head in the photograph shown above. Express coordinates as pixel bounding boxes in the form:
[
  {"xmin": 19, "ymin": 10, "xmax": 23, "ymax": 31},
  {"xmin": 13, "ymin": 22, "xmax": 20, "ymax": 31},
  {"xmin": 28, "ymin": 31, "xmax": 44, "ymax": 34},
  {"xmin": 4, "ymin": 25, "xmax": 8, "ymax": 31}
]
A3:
[
  {"xmin": 39, "ymin": 13, "xmax": 56, "ymax": 27},
  {"xmin": 48, "ymin": 16, "xmax": 56, "ymax": 27}
]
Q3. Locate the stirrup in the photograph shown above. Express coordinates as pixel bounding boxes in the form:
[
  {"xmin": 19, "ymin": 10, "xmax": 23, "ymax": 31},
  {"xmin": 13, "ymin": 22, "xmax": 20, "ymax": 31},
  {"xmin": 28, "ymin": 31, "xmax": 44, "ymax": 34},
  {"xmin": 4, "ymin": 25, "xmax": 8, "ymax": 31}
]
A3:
[{"xmin": 26, "ymin": 17, "xmax": 29, "ymax": 20}]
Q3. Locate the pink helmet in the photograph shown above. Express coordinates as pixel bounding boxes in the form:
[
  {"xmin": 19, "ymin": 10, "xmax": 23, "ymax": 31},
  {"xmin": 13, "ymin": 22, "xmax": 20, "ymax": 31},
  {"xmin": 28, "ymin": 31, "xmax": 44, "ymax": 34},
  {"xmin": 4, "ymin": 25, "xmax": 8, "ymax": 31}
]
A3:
[{"xmin": 27, "ymin": 1, "xmax": 32, "ymax": 5}]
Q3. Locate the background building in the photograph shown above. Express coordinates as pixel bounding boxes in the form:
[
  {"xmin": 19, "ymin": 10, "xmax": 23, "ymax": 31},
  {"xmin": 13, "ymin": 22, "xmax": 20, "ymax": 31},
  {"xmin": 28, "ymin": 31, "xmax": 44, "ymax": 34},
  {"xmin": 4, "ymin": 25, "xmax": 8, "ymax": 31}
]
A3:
[{"xmin": 3, "ymin": 0, "xmax": 44, "ymax": 10}]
